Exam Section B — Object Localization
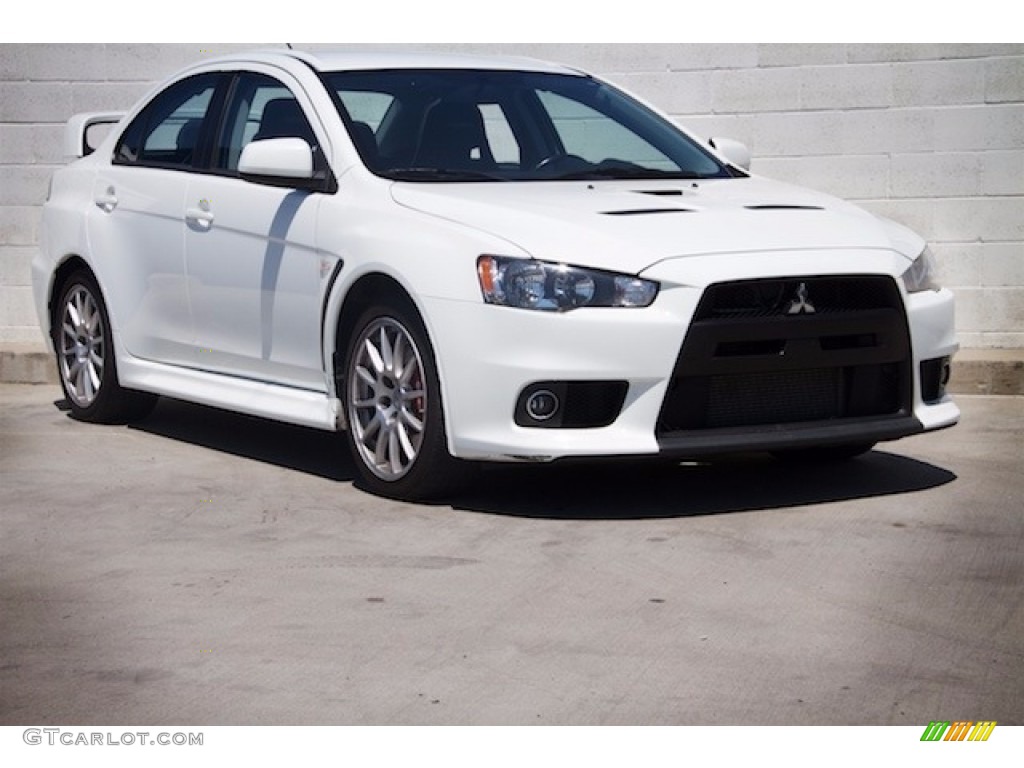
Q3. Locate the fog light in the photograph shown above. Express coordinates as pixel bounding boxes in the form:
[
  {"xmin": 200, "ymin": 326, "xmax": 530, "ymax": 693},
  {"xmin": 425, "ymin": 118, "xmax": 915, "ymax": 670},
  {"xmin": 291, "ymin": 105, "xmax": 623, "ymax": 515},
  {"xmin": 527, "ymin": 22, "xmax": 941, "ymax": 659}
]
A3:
[
  {"xmin": 525, "ymin": 389, "xmax": 560, "ymax": 421},
  {"xmin": 515, "ymin": 381, "xmax": 628, "ymax": 429}
]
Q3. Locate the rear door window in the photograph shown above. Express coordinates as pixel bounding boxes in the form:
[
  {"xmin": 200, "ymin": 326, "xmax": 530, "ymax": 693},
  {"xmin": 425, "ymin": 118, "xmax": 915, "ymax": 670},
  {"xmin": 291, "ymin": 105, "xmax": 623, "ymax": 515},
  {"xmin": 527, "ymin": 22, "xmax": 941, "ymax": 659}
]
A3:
[{"xmin": 115, "ymin": 73, "xmax": 222, "ymax": 169}]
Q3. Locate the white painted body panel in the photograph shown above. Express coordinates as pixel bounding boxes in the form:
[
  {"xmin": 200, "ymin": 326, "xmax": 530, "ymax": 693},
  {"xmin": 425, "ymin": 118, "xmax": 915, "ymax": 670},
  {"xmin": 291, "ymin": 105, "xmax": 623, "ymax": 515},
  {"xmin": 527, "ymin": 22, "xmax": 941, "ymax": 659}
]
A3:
[
  {"xmin": 390, "ymin": 177, "xmax": 902, "ymax": 275},
  {"xmin": 88, "ymin": 166, "xmax": 195, "ymax": 366},
  {"xmin": 184, "ymin": 177, "xmax": 325, "ymax": 390},
  {"xmin": 33, "ymin": 50, "xmax": 959, "ymax": 467}
]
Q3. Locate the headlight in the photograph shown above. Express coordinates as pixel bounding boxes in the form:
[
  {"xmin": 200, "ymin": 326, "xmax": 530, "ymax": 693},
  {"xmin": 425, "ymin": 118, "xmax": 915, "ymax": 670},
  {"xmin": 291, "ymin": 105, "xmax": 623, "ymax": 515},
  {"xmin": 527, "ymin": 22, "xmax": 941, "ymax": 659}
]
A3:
[
  {"xmin": 902, "ymin": 246, "xmax": 940, "ymax": 293},
  {"xmin": 477, "ymin": 255, "xmax": 659, "ymax": 311}
]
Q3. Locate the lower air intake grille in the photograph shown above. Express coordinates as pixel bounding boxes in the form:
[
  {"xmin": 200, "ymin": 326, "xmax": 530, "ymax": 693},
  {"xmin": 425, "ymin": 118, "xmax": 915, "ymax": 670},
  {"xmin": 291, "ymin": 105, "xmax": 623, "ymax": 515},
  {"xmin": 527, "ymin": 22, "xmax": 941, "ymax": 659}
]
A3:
[{"xmin": 706, "ymin": 369, "xmax": 838, "ymax": 428}]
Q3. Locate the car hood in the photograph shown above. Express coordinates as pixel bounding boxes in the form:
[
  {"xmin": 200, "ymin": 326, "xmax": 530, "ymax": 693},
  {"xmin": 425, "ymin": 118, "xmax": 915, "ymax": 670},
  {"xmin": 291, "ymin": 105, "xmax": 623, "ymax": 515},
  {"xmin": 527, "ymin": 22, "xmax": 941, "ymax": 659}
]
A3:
[{"xmin": 391, "ymin": 177, "xmax": 910, "ymax": 276}]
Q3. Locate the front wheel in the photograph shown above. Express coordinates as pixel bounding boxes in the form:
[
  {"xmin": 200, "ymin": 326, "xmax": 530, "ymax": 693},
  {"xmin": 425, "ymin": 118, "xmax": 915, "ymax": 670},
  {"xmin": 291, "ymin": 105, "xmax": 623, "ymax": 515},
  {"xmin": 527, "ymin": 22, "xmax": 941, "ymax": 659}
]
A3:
[
  {"xmin": 343, "ymin": 303, "xmax": 465, "ymax": 500},
  {"xmin": 54, "ymin": 270, "xmax": 156, "ymax": 423}
]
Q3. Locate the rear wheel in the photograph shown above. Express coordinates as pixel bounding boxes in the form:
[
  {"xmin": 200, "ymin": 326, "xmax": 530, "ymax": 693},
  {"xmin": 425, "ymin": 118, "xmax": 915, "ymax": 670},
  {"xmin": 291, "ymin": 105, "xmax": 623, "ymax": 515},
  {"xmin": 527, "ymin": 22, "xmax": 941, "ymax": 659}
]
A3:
[
  {"xmin": 343, "ymin": 302, "xmax": 465, "ymax": 500},
  {"xmin": 54, "ymin": 270, "xmax": 156, "ymax": 423}
]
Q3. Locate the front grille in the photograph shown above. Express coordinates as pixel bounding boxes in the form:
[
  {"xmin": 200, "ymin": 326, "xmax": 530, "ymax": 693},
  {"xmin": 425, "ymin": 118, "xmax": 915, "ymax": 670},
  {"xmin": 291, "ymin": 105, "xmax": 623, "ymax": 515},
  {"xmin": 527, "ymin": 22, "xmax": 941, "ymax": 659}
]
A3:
[
  {"xmin": 695, "ymin": 276, "xmax": 896, "ymax": 320},
  {"xmin": 658, "ymin": 275, "xmax": 912, "ymax": 437}
]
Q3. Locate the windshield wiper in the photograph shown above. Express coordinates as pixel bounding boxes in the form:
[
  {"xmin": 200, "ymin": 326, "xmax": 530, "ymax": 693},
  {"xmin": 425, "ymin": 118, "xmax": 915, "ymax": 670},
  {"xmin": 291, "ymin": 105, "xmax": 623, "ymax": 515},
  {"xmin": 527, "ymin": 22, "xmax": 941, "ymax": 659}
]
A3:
[{"xmin": 387, "ymin": 167, "xmax": 507, "ymax": 182}]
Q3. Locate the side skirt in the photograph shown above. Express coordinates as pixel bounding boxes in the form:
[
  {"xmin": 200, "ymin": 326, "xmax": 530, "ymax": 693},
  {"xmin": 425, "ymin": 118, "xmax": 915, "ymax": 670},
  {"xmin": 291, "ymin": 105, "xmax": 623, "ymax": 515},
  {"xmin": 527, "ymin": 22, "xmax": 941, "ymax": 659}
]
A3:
[{"xmin": 118, "ymin": 355, "xmax": 343, "ymax": 432}]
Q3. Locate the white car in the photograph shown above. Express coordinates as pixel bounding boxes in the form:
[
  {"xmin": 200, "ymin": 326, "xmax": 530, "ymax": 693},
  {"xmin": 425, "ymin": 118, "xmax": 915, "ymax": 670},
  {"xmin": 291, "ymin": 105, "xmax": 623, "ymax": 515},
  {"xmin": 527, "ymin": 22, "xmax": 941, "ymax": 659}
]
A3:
[{"xmin": 34, "ymin": 49, "xmax": 959, "ymax": 499}]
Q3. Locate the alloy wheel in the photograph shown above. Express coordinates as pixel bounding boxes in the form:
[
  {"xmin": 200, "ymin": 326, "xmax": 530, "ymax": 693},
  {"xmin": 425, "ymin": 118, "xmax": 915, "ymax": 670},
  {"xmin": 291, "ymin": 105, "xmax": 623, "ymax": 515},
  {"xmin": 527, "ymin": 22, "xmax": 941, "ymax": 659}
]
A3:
[
  {"xmin": 348, "ymin": 317, "xmax": 428, "ymax": 481},
  {"xmin": 59, "ymin": 284, "xmax": 106, "ymax": 407}
]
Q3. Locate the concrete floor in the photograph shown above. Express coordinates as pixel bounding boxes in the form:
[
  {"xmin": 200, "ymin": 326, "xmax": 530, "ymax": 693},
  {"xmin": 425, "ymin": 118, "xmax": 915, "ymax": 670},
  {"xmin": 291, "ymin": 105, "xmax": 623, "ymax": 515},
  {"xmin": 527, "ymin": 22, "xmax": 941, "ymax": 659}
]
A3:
[{"xmin": 1, "ymin": 384, "xmax": 1021, "ymax": 725}]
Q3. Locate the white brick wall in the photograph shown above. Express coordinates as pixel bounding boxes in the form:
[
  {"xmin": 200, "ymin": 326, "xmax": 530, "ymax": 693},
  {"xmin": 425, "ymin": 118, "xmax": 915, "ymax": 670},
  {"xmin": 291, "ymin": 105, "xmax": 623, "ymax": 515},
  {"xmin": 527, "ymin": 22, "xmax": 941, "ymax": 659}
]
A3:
[{"xmin": 1, "ymin": 43, "xmax": 1022, "ymax": 347}]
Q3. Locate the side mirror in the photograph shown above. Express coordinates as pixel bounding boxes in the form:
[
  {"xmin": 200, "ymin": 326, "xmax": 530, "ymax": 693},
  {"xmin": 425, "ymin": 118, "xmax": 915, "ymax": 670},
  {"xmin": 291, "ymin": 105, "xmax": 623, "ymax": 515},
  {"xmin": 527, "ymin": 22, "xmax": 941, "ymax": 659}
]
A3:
[
  {"xmin": 238, "ymin": 137, "xmax": 316, "ymax": 187},
  {"xmin": 708, "ymin": 137, "xmax": 751, "ymax": 172}
]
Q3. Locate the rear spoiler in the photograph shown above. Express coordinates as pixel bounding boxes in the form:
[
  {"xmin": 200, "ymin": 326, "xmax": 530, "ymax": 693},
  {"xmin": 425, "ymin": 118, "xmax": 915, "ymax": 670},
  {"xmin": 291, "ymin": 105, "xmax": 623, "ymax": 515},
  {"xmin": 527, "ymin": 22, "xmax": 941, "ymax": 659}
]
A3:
[{"xmin": 63, "ymin": 112, "xmax": 124, "ymax": 160}]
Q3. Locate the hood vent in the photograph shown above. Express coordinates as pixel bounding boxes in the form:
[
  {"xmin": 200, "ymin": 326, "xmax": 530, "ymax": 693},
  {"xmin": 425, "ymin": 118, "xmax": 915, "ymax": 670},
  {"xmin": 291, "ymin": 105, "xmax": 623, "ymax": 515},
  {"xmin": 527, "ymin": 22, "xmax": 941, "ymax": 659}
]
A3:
[
  {"xmin": 634, "ymin": 189, "xmax": 685, "ymax": 197},
  {"xmin": 602, "ymin": 208, "xmax": 694, "ymax": 216},
  {"xmin": 744, "ymin": 204, "xmax": 824, "ymax": 211}
]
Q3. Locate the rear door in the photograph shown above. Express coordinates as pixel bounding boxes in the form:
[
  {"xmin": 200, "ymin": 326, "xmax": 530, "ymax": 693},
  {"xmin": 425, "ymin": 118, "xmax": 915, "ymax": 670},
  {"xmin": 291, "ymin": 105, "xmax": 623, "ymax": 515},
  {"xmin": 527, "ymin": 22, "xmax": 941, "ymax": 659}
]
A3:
[{"xmin": 87, "ymin": 73, "xmax": 225, "ymax": 366}]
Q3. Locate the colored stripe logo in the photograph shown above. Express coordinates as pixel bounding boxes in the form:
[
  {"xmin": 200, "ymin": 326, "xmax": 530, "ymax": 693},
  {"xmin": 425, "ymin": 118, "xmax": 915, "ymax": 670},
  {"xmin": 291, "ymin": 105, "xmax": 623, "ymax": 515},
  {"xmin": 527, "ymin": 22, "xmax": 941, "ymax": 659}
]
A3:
[{"xmin": 920, "ymin": 721, "xmax": 997, "ymax": 741}]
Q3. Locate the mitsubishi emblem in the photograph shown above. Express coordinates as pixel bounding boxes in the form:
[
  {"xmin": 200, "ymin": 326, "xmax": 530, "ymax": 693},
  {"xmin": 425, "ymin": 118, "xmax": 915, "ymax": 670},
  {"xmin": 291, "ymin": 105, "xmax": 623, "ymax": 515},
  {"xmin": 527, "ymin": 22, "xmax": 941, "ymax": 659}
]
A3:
[{"xmin": 786, "ymin": 282, "xmax": 816, "ymax": 315}]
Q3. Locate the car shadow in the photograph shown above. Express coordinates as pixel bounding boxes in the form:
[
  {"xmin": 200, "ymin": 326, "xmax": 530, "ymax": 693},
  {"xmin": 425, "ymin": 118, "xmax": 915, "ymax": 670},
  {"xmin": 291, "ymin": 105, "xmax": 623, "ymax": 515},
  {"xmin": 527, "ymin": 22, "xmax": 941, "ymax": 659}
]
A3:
[
  {"xmin": 125, "ymin": 396, "xmax": 355, "ymax": 482},
  {"xmin": 445, "ymin": 452, "xmax": 957, "ymax": 519},
  {"xmin": 103, "ymin": 395, "xmax": 959, "ymax": 519}
]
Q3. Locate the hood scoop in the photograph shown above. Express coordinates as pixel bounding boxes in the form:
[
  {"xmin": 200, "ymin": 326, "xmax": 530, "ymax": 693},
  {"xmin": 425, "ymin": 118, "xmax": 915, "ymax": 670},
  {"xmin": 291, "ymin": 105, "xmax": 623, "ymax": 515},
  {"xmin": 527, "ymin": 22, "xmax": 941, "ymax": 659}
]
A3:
[
  {"xmin": 633, "ymin": 189, "xmax": 686, "ymax": 197},
  {"xmin": 745, "ymin": 204, "xmax": 824, "ymax": 211},
  {"xmin": 602, "ymin": 208, "xmax": 694, "ymax": 216}
]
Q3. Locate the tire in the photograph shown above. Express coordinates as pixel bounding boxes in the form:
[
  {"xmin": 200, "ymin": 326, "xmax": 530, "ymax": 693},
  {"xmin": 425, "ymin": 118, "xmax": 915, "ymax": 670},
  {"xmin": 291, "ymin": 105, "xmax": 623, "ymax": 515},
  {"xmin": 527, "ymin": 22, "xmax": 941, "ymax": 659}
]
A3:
[
  {"xmin": 54, "ymin": 270, "xmax": 157, "ymax": 423},
  {"xmin": 343, "ymin": 302, "xmax": 466, "ymax": 500},
  {"xmin": 772, "ymin": 442, "xmax": 876, "ymax": 463}
]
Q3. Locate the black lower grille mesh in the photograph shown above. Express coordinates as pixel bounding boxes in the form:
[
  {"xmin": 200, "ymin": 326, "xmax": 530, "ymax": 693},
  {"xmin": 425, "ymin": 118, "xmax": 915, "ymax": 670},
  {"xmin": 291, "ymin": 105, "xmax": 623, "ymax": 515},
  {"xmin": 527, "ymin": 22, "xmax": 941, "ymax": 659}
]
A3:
[{"xmin": 706, "ymin": 369, "xmax": 837, "ymax": 428}]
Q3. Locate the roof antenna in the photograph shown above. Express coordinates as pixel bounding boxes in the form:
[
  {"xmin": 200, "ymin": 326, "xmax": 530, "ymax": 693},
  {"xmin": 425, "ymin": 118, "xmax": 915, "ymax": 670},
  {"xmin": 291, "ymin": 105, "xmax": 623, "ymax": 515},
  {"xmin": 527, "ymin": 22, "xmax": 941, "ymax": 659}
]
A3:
[{"xmin": 285, "ymin": 43, "xmax": 294, "ymax": 49}]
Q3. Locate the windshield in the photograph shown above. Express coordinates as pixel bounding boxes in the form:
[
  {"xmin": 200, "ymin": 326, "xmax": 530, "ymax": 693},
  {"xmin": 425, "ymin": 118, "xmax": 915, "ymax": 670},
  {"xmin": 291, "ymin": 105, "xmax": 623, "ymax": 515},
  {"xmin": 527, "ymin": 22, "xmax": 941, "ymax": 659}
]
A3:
[{"xmin": 324, "ymin": 69, "xmax": 735, "ymax": 182}]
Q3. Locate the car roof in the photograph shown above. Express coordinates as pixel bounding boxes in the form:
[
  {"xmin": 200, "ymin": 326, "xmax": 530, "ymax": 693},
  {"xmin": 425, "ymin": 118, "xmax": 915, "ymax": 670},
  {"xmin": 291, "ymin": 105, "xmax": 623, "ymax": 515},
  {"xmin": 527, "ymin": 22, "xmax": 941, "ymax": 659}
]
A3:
[{"xmin": 198, "ymin": 48, "xmax": 585, "ymax": 76}]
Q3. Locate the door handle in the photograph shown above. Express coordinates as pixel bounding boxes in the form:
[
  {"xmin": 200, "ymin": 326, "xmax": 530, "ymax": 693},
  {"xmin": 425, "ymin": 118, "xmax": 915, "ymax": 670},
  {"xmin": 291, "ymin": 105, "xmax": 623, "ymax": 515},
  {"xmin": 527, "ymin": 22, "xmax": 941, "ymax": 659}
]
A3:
[
  {"xmin": 185, "ymin": 199, "xmax": 215, "ymax": 228},
  {"xmin": 94, "ymin": 186, "xmax": 118, "ymax": 212}
]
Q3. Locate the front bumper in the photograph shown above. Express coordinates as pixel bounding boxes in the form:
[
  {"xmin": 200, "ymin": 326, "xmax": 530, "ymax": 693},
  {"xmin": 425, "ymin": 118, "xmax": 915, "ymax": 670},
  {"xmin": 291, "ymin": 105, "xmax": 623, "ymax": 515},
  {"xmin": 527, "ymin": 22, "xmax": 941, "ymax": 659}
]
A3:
[
  {"xmin": 425, "ymin": 294, "xmax": 682, "ymax": 460},
  {"xmin": 426, "ymin": 251, "xmax": 959, "ymax": 462}
]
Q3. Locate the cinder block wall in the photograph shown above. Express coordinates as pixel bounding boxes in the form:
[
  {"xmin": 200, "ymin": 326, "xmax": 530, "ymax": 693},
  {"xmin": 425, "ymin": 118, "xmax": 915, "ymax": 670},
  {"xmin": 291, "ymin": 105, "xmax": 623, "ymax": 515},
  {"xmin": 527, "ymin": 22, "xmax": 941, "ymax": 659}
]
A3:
[{"xmin": 2, "ymin": 43, "xmax": 1022, "ymax": 347}]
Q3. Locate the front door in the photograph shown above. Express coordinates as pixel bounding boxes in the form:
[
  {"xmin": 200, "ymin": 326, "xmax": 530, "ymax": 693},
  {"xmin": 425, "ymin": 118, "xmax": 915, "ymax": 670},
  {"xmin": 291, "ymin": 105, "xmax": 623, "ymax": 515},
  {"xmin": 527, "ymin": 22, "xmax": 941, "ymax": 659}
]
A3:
[{"xmin": 184, "ymin": 71, "xmax": 327, "ymax": 391}]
